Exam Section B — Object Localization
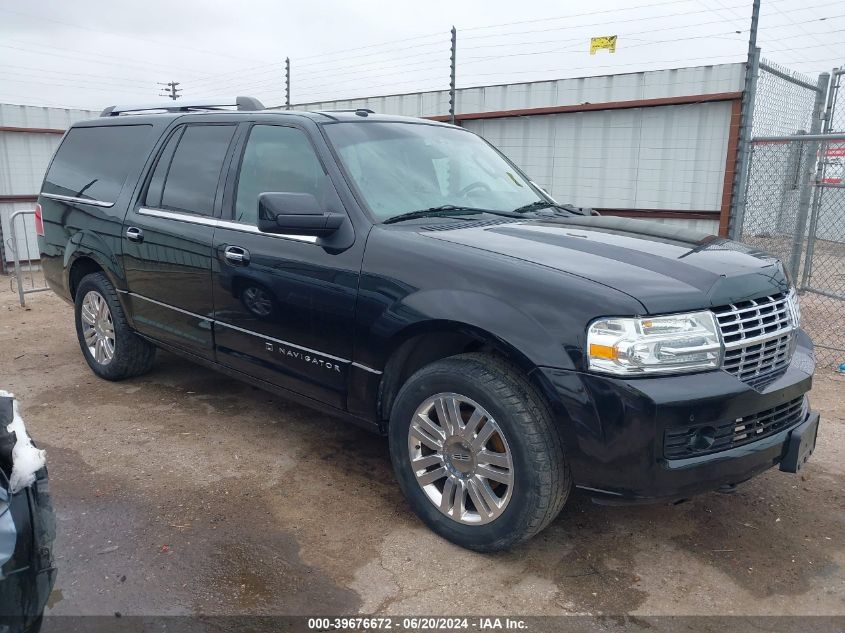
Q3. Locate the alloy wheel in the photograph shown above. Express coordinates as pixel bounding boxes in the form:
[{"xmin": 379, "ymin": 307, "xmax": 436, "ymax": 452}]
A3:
[
  {"xmin": 407, "ymin": 393, "xmax": 514, "ymax": 525},
  {"xmin": 80, "ymin": 290, "xmax": 115, "ymax": 365}
]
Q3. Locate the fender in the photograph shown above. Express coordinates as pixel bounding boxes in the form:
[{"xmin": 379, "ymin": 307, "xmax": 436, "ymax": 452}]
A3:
[
  {"xmin": 62, "ymin": 229, "xmax": 134, "ymax": 322},
  {"xmin": 369, "ymin": 289, "xmax": 575, "ymax": 372}
]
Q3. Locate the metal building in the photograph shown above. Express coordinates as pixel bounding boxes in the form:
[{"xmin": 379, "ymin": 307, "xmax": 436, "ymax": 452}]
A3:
[
  {"xmin": 284, "ymin": 63, "xmax": 746, "ymax": 235},
  {"xmin": 0, "ymin": 103, "xmax": 97, "ymax": 271}
]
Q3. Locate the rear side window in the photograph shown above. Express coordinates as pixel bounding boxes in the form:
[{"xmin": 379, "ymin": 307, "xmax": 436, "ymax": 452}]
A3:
[
  {"xmin": 148, "ymin": 124, "xmax": 236, "ymax": 216},
  {"xmin": 43, "ymin": 125, "xmax": 153, "ymax": 204},
  {"xmin": 144, "ymin": 127, "xmax": 183, "ymax": 208}
]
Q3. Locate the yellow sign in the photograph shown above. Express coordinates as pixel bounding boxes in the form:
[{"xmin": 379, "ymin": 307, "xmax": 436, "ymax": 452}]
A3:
[{"xmin": 590, "ymin": 35, "xmax": 617, "ymax": 55}]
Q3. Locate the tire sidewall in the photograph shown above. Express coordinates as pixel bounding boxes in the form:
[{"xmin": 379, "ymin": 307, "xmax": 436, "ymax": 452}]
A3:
[{"xmin": 389, "ymin": 363, "xmax": 546, "ymax": 550}]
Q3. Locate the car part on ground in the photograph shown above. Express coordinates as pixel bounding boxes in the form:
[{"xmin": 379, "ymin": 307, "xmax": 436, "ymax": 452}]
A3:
[{"xmin": 0, "ymin": 393, "xmax": 56, "ymax": 633}]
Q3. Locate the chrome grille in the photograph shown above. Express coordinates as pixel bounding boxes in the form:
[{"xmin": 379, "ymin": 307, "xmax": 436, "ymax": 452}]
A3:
[
  {"xmin": 711, "ymin": 292, "xmax": 797, "ymax": 385},
  {"xmin": 663, "ymin": 396, "xmax": 806, "ymax": 459}
]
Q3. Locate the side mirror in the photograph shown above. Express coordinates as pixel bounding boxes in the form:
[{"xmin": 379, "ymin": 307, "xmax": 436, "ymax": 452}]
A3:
[{"xmin": 257, "ymin": 192, "xmax": 345, "ymax": 237}]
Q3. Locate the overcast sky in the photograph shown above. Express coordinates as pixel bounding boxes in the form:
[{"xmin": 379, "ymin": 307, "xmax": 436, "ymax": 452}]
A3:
[{"xmin": 1, "ymin": 0, "xmax": 843, "ymax": 111}]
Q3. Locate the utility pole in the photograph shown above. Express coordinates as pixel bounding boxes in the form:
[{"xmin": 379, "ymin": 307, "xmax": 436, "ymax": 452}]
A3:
[
  {"xmin": 157, "ymin": 81, "xmax": 182, "ymax": 100},
  {"xmin": 285, "ymin": 57, "xmax": 291, "ymax": 110},
  {"xmin": 449, "ymin": 26, "xmax": 457, "ymax": 125}
]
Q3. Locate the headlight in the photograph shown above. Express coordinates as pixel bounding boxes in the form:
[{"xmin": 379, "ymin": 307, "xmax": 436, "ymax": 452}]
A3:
[
  {"xmin": 787, "ymin": 288, "xmax": 801, "ymax": 327},
  {"xmin": 587, "ymin": 311, "xmax": 722, "ymax": 376}
]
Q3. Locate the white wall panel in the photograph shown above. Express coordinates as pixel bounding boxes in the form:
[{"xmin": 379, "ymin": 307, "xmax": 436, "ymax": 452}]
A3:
[
  {"xmin": 464, "ymin": 101, "xmax": 731, "ymax": 213},
  {"xmin": 285, "ymin": 63, "xmax": 743, "ymax": 116}
]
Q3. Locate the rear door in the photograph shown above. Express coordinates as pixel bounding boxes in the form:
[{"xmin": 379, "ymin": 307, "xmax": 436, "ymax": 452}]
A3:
[
  {"xmin": 211, "ymin": 122, "xmax": 361, "ymax": 408},
  {"xmin": 122, "ymin": 122, "xmax": 238, "ymax": 359}
]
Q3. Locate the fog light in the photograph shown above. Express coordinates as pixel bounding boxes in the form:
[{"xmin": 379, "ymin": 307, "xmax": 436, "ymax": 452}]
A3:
[{"xmin": 688, "ymin": 426, "xmax": 716, "ymax": 451}]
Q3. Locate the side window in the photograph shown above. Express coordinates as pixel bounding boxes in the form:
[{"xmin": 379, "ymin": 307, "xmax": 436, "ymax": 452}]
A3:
[
  {"xmin": 43, "ymin": 125, "xmax": 153, "ymax": 204},
  {"xmin": 154, "ymin": 125, "xmax": 236, "ymax": 216},
  {"xmin": 234, "ymin": 125, "xmax": 328, "ymax": 225},
  {"xmin": 144, "ymin": 127, "xmax": 183, "ymax": 208}
]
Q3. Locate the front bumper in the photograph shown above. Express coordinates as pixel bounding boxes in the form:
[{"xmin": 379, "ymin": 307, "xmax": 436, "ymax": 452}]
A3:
[{"xmin": 534, "ymin": 330, "xmax": 817, "ymax": 504}]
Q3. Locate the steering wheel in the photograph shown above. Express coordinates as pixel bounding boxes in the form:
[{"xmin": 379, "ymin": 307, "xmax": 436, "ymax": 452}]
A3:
[{"xmin": 457, "ymin": 181, "xmax": 492, "ymax": 197}]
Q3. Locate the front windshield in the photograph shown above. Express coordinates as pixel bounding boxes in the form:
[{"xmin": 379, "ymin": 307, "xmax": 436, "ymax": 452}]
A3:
[{"xmin": 323, "ymin": 121, "xmax": 545, "ymax": 221}]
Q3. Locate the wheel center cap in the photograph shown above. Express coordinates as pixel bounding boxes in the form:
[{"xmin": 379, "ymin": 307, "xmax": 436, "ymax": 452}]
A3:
[{"xmin": 444, "ymin": 437, "xmax": 475, "ymax": 475}]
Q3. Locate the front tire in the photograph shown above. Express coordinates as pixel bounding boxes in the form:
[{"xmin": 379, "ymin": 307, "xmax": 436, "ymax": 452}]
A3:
[
  {"xmin": 74, "ymin": 273, "xmax": 156, "ymax": 381},
  {"xmin": 388, "ymin": 353, "xmax": 570, "ymax": 551}
]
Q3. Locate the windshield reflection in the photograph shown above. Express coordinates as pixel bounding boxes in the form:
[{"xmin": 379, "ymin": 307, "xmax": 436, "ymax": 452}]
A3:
[{"xmin": 324, "ymin": 122, "xmax": 545, "ymax": 221}]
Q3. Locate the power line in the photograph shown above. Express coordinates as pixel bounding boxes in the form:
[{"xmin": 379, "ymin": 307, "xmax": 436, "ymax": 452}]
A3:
[
  {"xmin": 0, "ymin": 7, "xmax": 263, "ymax": 64},
  {"xmin": 0, "ymin": 66, "xmax": 161, "ymax": 90},
  {"xmin": 0, "ymin": 39, "xmax": 207, "ymax": 76}
]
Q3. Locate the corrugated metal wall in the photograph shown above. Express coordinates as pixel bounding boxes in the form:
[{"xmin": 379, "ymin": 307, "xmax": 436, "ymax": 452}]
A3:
[
  {"xmin": 288, "ymin": 64, "xmax": 743, "ymax": 118},
  {"xmin": 463, "ymin": 100, "xmax": 731, "ymax": 214},
  {"xmin": 284, "ymin": 63, "xmax": 745, "ymax": 235},
  {"xmin": 0, "ymin": 104, "xmax": 98, "ymax": 269}
]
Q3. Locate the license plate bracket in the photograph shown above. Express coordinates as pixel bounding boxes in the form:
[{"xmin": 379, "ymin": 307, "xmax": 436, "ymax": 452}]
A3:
[{"xmin": 780, "ymin": 411, "xmax": 820, "ymax": 473}]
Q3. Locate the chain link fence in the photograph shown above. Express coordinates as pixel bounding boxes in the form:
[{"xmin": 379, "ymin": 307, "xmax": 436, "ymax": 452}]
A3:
[
  {"xmin": 739, "ymin": 58, "xmax": 845, "ymax": 366},
  {"xmin": 753, "ymin": 60, "xmax": 821, "ymax": 138}
]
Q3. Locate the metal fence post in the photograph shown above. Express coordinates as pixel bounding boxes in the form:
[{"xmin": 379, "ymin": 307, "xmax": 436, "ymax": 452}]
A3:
[
  {"xmin": 10, "ymin": 213, "xmax": 26, "ymax": 307},
  {"xmin": 285, "ymin": 57, "xmax": 291, "ymax": 110},
  {"xmin": 449, "ymin": 26, "xmax": 457, "ymax": 125},
  {"xmin": 729, "ymin": 46, "xmax": 761, "ymax": 240},
  {"xmin": 776, "ymin": 129, "xmax": 804, "ymax": 234},
  {"xmin": 789, "ymin": 76, "xmax": 828, "ymax": 284},
  {"xmin": 801, "ymin": 72, "xmax": 834, "ymax": 288}
]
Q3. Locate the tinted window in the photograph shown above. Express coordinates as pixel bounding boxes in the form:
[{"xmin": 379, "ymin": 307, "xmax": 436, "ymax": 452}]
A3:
[
  {"xmin": 43, "ymin": 125, "xmax": 153, "ymax": 204},
  {"xmin": 234, "ymin": 125, "xmax": 328, "ymax": 225},
  {"xmin": 144, "ymin": 127, "xmax": 183, "ymax": 208},
  {"xmin": 159, "ymin": 125, "xmax": 235, "ymax": 215}
]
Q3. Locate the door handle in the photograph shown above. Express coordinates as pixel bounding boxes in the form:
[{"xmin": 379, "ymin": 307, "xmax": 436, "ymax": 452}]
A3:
[
  {"xmin": 125, "ymin": 226, "xmax": 144, "ymax": 242},
  {"xmin": 223, "ymin": 246, "xmax": 250, "ymax": 266}
]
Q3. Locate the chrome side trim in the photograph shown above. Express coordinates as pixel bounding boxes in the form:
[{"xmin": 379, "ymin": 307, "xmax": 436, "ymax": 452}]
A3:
[
  {"xmin": 123, "ymin": 290, "xmax": 383, "ymax": 374},
  {"xmin": 351, "ymin": 362, "xmax": 383, "ymax": 375},
  {"xmin": 216, "ymin": 218, "xmax": 318, "ymax": 243},
  {"xmin": 41, "ymin": 192, "xmax": 114, "ymax": 208},
  {"xmin": 138, "ymin": 207, "xmax": 218, "ymax": 227},
  {"xmin": 137, "ymin": 207, "xmax": 317, "ymax": 243},
  {"xmin": 125, "ymin": 290, "xmax": 214, "ymax": 321}
]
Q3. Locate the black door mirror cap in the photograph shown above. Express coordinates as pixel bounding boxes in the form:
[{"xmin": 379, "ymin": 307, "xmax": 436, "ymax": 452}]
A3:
[{"xmin": 257, "ymin": 192, "xmax": 345, "ymax": 237}]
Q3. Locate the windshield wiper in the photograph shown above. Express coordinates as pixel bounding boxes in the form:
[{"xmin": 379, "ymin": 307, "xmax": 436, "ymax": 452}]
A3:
[
  {"xmin": 382, "ymin": 205, "xmax": 522, "ymax": 224},
  {"xmin": 512, "ymin": 201, "xmax": 593, "ymax": 216}
]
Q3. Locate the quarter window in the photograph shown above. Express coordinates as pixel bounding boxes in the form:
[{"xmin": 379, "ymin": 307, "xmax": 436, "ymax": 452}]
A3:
[
  {"xmin": 152, "ymin": 125, "xmax": 236, "ymax": 216},
  {"xmin": 43, "ymin": 125, "xmax": 153, "ymax": 204},
  {"xmin": 234, "ymin": 125, "xmax": 328, "ymax": 225}
]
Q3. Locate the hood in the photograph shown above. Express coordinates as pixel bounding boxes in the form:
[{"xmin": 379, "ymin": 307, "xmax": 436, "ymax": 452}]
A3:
[{"xmin": 423, "ymin": 216, "xmax": 790, "ymax": 314}]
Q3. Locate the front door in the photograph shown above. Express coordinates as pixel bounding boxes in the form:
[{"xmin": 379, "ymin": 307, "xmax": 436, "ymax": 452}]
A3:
[
  {"xmin": 211, "ymin": 123, "xmax": 361, "ymax": 408},
  {"xmin": 122, "ymin": 123, "xmax": 237, "ymax": 358}
]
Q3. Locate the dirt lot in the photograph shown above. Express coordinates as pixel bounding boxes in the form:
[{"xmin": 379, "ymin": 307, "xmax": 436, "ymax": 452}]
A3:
[{"xmin": 1, "ymin": 283, "xmax": 843, "ymax": 617}]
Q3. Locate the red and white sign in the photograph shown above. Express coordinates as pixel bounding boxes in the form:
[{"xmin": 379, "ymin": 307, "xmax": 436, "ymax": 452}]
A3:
[{"xmin": 821, "ymin": 143, "xmax": 845, "ymax": 184}]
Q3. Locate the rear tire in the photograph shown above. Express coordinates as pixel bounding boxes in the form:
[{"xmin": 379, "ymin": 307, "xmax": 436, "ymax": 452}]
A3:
[
  {"xmin": 74, "ymin": 273, "xmax": 155, "ymax": 381},
  {"xmin": 388, "ymin": 353, "xmax": 570, "ymax": 551}
]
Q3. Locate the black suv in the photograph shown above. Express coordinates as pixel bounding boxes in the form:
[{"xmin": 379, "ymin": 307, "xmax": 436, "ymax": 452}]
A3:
[{"xmin": 36, "ymin": 97, "xmax": 819, "ymax": 551}]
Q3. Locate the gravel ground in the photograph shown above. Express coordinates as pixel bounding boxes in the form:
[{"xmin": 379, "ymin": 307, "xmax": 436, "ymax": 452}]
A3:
[{"xmin": 1, "ymin": 284, "xmax": 843, "ymax": 617}]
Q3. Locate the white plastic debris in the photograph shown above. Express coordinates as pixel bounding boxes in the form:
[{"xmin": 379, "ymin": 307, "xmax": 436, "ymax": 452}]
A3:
[{"xmin": 1, "ymin": 390, "xmax": 47, "ymax": 494}]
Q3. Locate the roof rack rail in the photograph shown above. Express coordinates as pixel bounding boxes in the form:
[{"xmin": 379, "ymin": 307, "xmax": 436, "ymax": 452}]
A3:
[
  {"xmin": 321, "ymin": 108, "xmax": 375, "ymax": 115},
  {"xmin": 100, "ymin": 96, "xmax": 264, "ymax": 117}
]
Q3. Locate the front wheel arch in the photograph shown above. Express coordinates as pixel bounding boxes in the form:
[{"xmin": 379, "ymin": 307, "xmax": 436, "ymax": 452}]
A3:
[{"xmin": 377, "ymin": 322, "xmax": 538, "ymax": 425}]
